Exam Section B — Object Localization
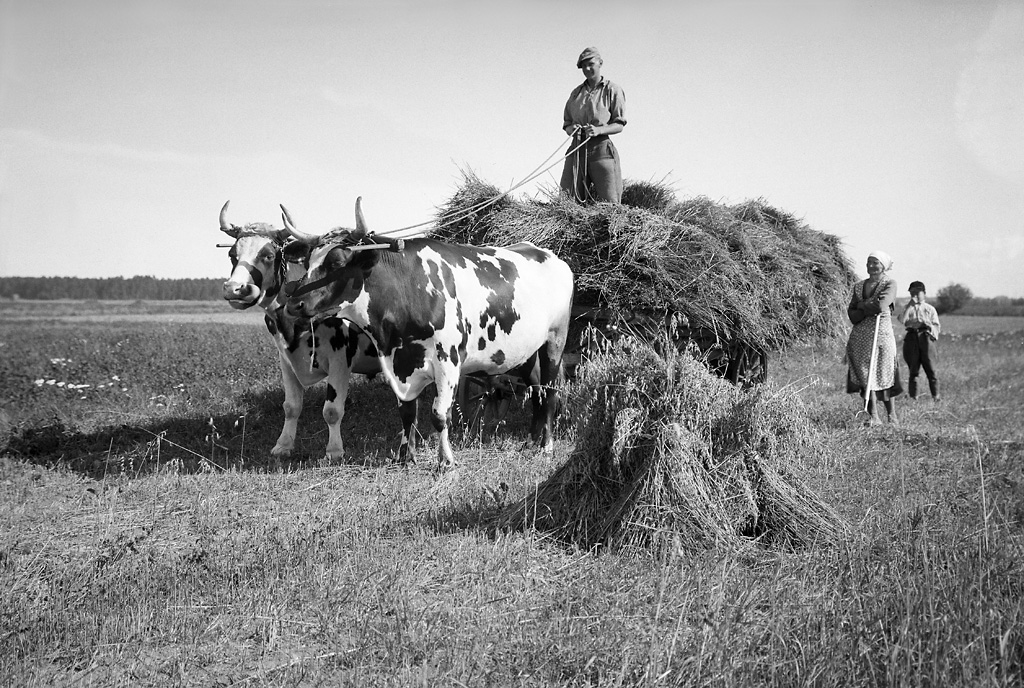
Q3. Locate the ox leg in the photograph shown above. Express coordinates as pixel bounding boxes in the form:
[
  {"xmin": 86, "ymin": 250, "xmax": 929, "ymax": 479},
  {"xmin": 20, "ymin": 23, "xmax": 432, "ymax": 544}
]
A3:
[
  {"xmin": 397, "ymin": 399, "xmax": 418, "ymax": 465},
  {"xmin": 431, "ymin": 373, "xmax": 459, "ymax": 470},
  {"xmin": 519, "ymin": 355, "xmax": 546, "ymax": 445},
  {"xmin": 271, "ymin": 355, "xmax": 304, "ymax": 460},
  {"xmin": 322, "ymin": 365, "xmax": 351, "ymax": 462},
  {"xmin": 534, "ymin": 335, "xmax": 567, "ymax": 453}
]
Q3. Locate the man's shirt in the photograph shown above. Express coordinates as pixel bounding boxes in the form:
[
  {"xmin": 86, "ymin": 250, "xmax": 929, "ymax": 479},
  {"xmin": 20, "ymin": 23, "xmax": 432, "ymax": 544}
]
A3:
[
  {"xmin": 899, "ymin": 301, "xmax": 941, "ymax": 338},
  {"xmin": 563, "ymin": 78, "xmax": 627, "ymax": 131}
]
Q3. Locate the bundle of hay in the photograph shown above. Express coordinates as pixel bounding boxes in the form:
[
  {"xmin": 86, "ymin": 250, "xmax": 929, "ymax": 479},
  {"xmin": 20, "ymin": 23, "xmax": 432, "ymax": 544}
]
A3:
[
  {"xmin": 432, "ymin": 173, "xmax": 856, "ymax": 354},
  {"xmin": 493, "ymin": 339, "xmax": 848, "ymax": 552}
]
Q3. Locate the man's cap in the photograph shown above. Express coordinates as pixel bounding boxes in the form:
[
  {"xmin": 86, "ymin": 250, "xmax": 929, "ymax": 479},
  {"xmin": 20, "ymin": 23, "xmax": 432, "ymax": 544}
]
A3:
[
  {"xmin": 577, "ymin": 47, "xmax": 601, "ymax": 68},
  {"xmin": 909, "ymin": 280, "xmax": 926, "ymax": 293}
]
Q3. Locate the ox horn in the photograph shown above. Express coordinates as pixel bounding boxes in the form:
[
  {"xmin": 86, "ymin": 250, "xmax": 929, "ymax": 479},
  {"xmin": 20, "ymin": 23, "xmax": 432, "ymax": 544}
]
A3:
[
  {"xmin": 219, "ymin": 200, "xmax": 241, "ymax": 238},
  {"xmin": 354, "ymin": 196, "xmax": 369, "ymax": 238},
  {"xmin": 280, "ymin": 204, "xmax": 319, "ymax": 245}
]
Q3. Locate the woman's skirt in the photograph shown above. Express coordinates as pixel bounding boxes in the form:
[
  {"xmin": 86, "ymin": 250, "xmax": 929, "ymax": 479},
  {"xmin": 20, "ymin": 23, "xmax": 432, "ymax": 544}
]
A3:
[{"xmin": 846, "ymin": 313, "xmax": 903, "ymax": 399}]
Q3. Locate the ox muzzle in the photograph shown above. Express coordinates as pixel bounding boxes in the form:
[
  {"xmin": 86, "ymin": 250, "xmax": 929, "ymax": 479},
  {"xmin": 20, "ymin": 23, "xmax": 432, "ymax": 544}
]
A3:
[{"xmin": 222, "ymin": 279, "xmax": 260, "ymax": 307}]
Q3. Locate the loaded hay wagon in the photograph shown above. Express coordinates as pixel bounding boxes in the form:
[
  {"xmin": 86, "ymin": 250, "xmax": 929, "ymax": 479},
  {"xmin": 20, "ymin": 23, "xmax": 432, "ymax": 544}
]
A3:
[{"xmin": 433, "ymin": 174, "xmax": 858, "ymax": 431}]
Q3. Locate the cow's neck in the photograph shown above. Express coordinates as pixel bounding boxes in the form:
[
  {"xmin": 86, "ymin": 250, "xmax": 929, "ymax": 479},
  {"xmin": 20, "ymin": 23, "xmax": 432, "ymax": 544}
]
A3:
[
  {"xmin": 333, "ymin": 259, "xmax": 404, "ymax": 349},
  {"xmin": 263, "ymin": 298, "xmax": 312, "ymax": 349},
  {"xmin": 261, "ymin": 257, "xmax": 312, "ymax": 343}
]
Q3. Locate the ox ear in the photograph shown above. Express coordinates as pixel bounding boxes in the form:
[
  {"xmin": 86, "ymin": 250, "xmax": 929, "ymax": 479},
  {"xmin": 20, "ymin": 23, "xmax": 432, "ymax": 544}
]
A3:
[
  {"xmin": 219, "ymin": 200, "xmax": 241, "ymax": 239},
  {"xmin": 280, "ymin": 204, "xmax": 319, "ymax": 245},
  {"xmin": 353, "ymin": 196, "xmax": 369, "ymax": 239},
  {"xmin": 282, "ymin": 239, "xmax": 312, "ymax": 265}
]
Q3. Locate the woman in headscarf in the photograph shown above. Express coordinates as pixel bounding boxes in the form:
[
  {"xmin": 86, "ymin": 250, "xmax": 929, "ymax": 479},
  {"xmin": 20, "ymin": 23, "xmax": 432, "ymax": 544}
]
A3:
[
  {"xmin": 560, "ymin": 46, "xmax": 627, "ymax": 204},
  {"xmin": 846, "ymin": 250, "xmax": 903, "ymax": 426}
]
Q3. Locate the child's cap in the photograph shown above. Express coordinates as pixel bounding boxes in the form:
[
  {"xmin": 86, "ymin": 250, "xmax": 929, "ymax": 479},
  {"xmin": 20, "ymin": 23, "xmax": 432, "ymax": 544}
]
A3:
[{"xmin": 909, "ymin": 280, "xmax": 926, "ymax": 293}]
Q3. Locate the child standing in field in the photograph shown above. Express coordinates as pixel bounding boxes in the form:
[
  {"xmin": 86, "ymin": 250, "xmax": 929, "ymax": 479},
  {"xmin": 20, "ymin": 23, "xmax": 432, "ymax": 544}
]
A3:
[{"xmin": 899, "ymin": 280, "xmax": 941, "ymax": 401}]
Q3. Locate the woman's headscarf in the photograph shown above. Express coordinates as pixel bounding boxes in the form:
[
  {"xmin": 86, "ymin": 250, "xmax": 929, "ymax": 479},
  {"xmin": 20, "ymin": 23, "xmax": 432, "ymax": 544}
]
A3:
[{"xmin": 869, "ymin": 250, "xmax": 894, "ymax": 272}]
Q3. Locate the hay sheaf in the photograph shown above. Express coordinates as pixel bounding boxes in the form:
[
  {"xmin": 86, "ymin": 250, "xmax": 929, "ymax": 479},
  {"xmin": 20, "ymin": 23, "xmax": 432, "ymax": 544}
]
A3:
[
  {"xmin": 494, "ymin": 340, "xmax": 848, "ymax": 553},
  {"xmin": 432, "ymin": 173, "xmax": 856, "ymax": 353}
]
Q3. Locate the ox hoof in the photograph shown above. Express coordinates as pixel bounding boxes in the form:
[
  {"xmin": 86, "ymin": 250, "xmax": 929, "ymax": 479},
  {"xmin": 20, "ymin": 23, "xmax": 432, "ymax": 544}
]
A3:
[{"xmin": 270, "ymin": 446, "xmax": 293, "ymax": 459}]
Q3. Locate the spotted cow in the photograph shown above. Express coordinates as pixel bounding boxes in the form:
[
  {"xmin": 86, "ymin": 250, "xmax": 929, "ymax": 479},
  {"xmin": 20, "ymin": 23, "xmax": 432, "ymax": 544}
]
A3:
[
  {"xmin": 219, "ymin": 201, "xmax": 392, "ymax": 461},
  {"xmin": 283, "ymin": 199, "xmax": 574, "ymax": 469}
]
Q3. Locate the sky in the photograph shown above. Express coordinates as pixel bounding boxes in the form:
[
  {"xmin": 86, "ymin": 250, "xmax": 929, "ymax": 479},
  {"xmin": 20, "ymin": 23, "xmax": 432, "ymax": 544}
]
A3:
[{"xmin": 1, "ymin": 0, "xmax": 1022, "ymax": 297}]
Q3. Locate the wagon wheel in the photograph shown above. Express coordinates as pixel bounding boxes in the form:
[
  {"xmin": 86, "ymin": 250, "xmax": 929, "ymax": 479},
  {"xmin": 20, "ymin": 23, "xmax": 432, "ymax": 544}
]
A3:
[{"xmin": 453, "ymin": 374, "xmax": 513, "ymax": 436}]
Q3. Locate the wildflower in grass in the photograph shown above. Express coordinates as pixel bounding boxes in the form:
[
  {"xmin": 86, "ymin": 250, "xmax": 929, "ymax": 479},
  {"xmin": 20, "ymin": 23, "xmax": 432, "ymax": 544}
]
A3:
[
  {"xmin": 34, "ymin": 378, "xmax": 92, "ymax": 392},
  {"xmin": 204, "ymin": 417, "xmax": 221, "ymax": 444}
]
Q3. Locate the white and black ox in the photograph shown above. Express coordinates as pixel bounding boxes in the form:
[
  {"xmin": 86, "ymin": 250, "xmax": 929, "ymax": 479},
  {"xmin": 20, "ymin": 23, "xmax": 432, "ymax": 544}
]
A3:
[
  {"xmin": 219, "ymin": 201, "xmax": 387, "ymax": 461},
  {"xmin": 283, "ymin": 199, "xmax": 574, "ymax": 469}
]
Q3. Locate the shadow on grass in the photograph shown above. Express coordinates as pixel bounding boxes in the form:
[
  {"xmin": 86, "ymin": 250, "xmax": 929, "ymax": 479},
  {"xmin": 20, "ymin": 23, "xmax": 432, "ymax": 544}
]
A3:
[
  {"xmin": 3, "ymin": 377, "xmax": 550, "ymax": 482},
  {"xmin": 2, "ymin": 380, "xmax": 429, "ymax": 479}
]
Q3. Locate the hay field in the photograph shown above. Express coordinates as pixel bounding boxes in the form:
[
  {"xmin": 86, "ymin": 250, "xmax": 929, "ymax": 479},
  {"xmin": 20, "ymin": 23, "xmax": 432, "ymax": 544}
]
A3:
[
  {"xmin": 1, "ymin": 304, "xmax": 1022, "ymax": 686},
  {"xmin": 0, "ymin": 299, "xmax": 265, "ymax": 324}
]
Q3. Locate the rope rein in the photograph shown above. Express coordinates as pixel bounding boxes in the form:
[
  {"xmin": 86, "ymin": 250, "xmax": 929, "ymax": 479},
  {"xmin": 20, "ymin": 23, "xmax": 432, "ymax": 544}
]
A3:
[
  {"xmin": 287, "ymin": 129, "xmax": 593, "ymax": 301},
  {"xmin": 310, "ymin": 318, "xmax": 316, "ymax": 372},
  {"xmin": 378, "ymin": 128, "xmax": 590, "ymax": 240}
]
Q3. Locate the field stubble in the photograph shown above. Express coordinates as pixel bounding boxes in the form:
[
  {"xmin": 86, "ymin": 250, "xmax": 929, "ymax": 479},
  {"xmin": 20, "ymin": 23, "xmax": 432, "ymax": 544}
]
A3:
[{"xmin": 1, "ymin": 308, "xmax": 1023, "ymax": 686}]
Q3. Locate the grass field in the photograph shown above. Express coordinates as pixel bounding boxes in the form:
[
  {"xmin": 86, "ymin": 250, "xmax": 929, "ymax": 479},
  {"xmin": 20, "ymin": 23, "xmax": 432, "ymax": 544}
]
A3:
[{"xmin": 1, "ymin": 302, "xmax": 1023, "ymax": 686}]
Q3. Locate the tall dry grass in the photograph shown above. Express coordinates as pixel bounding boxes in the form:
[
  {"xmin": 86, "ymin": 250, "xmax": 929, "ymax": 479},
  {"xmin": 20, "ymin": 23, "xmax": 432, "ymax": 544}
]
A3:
[{"xmin": 1, "ymin": 308, "xmax": 1022, "ymax": 686}]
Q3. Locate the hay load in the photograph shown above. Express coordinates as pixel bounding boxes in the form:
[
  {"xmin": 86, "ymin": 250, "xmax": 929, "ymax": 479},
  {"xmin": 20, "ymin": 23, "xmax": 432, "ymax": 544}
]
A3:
[
  {"xmin": 494, "ymin": 339, "xmax": 848, "ymax": 552},
  {"xmin": 432, "ymin": 174, "xmax": 856, "ymax": 355}
]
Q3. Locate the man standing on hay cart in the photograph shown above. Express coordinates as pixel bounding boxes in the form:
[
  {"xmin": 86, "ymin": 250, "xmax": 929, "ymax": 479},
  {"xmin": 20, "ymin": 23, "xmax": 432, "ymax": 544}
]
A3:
[{"xmin": 560, "ymin": 46, "xmax": 627, "ymax": 204}]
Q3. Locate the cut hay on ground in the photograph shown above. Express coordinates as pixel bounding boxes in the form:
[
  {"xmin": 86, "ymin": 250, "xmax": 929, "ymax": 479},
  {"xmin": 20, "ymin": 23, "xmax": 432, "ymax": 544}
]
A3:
[
  {"xmin": 493, "ymin": 339, "xmax": 848, "ymax": 553},
  {"xmin": 433, "ymin": 173, "xmax": 856, "ymax": 354}
]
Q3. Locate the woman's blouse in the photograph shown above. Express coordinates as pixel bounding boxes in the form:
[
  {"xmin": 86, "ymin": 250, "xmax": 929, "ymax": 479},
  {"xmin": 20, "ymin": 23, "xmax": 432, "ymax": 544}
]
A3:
[{"xmin": 848, "ymin": 277, "xmax": 897, "ymax": 323}]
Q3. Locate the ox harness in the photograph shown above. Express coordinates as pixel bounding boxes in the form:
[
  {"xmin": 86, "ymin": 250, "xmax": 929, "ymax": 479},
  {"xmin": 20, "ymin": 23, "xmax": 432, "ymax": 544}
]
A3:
[{"xmin": 287, "ymin": 234, "xmax": 406, "ymax": 298}]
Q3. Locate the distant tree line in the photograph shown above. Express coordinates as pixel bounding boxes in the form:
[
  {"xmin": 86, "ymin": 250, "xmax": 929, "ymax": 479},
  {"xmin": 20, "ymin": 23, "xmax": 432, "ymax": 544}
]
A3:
[
  {"xmin": 0, "ymin": 276, "xmax": 222, "ymax": 301},
  {"xmin": 926, "ymin": 282, "xmax": 1024, "ymax": 317},
  {"xmin": 956, "ymin": 295, "xmax": 1024, "ymax": 317},
  {"xmin": 934, "ymin": 283, "xmax": 973, "ymax": 315}
]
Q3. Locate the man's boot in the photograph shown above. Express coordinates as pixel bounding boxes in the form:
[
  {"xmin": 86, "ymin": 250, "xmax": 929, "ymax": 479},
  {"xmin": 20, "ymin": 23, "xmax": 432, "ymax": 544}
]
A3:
[
  {"xmin": 929, "ymin": 379, "xmax": 940, "ymax": 402},
  {"xmin": 908, "ymin": 378, "xmax": 917, "ymax": 399}
]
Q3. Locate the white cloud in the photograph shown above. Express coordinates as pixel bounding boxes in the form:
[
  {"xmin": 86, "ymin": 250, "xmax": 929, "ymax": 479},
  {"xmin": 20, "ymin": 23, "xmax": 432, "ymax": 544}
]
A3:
[
  {"xmin": 967, "ymin": 232, "xmax": 1024, "ymax": 262},
  {"xmin": 0, "ymin": 127, "xmax": 244, "ymax": 166},
  {"xmin": 955, "ymin": 2, "xmax": 1024, "ymax": 181}
]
